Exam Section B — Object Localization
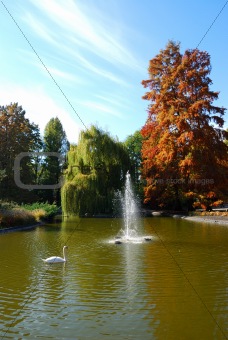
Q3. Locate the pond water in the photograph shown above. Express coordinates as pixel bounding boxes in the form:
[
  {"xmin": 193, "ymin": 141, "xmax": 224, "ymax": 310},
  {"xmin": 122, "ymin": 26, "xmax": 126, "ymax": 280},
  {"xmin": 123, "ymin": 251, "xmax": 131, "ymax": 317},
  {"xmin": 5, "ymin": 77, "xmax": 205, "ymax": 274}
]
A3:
[{"xmin": 0, "ymin": 216, "xmax": 228, "ymax": 339}]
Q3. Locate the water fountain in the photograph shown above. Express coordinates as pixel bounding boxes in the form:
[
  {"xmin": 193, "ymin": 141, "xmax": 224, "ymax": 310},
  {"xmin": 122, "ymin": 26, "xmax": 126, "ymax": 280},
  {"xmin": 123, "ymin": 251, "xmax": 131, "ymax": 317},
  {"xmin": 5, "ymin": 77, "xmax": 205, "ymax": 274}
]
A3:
[{"xmin": 111, "ymin": 171, "xmax": 153, "ymax": 244}]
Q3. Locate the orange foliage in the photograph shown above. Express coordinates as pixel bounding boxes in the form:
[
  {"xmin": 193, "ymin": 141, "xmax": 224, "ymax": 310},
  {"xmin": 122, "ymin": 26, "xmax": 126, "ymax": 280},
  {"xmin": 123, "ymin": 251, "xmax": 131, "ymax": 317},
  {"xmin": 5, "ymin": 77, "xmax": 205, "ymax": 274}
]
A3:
[{"xmin": 141, "ymin": 41, "xmax": 228, "ymax": 210}]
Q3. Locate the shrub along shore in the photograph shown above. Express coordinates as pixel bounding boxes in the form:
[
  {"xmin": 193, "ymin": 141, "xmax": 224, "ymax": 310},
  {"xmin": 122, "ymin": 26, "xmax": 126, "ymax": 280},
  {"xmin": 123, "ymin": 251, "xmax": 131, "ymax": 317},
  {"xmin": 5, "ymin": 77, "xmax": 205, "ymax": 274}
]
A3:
[
  {"xmin": 0, "ymin": 202, "xmax": 59, "ymax": 231},
  {"xmin": 1, "ymin": 201, "xmax": 228, "ymax": 232}
]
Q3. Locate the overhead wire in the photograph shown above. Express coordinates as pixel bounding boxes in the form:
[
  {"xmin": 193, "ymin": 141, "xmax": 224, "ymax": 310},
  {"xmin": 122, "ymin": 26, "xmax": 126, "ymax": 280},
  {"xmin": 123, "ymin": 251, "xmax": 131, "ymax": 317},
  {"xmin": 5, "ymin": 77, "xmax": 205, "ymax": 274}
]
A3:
[
  {"xmin": 196, "ymin": 0, "xmax": 228, "ymax": 48},
  {"xmin": 144, "ymin": 219, "xmax": 228, "ymax": 339},
  {"xmin": 1, "ymin": 2, "xmax": 88, "ymax": 131},
  {"xmin": 130, "ymin": 2, "xmax": 228, "ymax": 337},
  {"xmin": 0, "ymin": 0, "xmax": 228, "ymax": 338}
]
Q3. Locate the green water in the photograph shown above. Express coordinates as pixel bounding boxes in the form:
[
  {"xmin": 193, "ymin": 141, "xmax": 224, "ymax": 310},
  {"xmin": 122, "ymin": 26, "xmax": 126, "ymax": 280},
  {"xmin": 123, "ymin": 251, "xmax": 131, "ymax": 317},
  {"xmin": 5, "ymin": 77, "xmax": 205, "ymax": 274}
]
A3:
[{"xmin": 0, "ymin": 217, "xmax": 227, "ymax": 339}]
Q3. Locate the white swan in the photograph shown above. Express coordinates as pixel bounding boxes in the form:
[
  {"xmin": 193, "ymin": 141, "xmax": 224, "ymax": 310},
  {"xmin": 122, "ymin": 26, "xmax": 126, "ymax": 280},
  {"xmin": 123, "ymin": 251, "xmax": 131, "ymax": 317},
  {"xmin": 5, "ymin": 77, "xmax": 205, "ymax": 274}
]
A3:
[{"xmin": 42, "ymin": 246, "xmax": 68, "ymax": 263}]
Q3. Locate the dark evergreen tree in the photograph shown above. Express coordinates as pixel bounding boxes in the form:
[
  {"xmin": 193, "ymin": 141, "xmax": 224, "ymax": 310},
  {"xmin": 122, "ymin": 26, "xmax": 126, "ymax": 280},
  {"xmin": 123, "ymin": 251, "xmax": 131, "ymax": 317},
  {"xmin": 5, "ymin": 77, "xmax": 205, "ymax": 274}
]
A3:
[
  {"xmin": 124, "ymin": 130, "xmax": 144, "ymax": 201},
  {"xmin": 39, "ymin": 117, "xmax": 69, "ymax": 204}
]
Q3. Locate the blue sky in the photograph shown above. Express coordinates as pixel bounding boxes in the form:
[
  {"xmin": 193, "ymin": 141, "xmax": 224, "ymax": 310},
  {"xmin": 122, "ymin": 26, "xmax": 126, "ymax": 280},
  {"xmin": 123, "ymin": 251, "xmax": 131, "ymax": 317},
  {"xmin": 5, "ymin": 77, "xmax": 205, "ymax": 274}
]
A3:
[{"xmin": 0, "ymin": 0, "xmax": 227, "ymax": 143}]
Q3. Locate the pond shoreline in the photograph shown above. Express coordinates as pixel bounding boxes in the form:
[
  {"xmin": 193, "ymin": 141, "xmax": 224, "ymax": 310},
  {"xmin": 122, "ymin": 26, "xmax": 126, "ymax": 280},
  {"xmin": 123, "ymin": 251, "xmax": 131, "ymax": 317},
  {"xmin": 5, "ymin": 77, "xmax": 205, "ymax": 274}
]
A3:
[
  {"xmin": 1, "ymin": 214, "xmax": 228, "ymax": 233},
  {"xmin": 0, "ymin": 222, "xmax": 43, "ymax": 233},
  {"xmin": 150, "ymin": 210, "xmax": 228, "ymax": 225},
  {"xmin": 182, "ymin": 215, "xmax": 228, "ymax": 226}
]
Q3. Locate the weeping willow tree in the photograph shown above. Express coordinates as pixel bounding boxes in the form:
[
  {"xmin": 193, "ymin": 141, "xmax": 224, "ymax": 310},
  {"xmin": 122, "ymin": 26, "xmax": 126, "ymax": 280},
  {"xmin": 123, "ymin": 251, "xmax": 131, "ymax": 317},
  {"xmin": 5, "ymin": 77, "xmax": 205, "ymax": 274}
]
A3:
[{"xmin": 61, "ymin": 126, "xmax": 132, "ymax": 216}]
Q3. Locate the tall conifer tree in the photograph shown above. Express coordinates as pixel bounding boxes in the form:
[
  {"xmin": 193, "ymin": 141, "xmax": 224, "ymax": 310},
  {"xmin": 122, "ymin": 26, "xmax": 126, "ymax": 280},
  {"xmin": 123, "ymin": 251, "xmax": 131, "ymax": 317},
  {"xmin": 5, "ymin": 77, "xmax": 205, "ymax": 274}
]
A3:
[
  {"xmin": 141, "ymin": 41, "xmax": 228, "ymax": 210},
  {"xmin": 40, "ymin": 117, "xmax": 69, "ymax": 204}
]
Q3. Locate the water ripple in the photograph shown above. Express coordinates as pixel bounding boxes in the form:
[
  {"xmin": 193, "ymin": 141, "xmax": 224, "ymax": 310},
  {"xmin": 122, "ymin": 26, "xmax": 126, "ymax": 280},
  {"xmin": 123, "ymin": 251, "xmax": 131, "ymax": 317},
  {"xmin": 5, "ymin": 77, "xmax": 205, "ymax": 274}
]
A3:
[{"xmin": 0, "ymin": 218, "xmax": 227, "ymax": 339}]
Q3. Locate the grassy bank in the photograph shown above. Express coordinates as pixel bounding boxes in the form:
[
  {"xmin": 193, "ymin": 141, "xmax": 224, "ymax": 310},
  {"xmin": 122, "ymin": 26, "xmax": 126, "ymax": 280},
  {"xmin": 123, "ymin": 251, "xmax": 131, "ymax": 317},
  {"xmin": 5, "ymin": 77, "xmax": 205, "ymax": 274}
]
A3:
[
  {"xmin": 0, "ymin": 202, "xmax": 59, "ymax": 229},
  {"xmin": 193, "ymin": 211, "xmax": 228, "ymax": 217}
]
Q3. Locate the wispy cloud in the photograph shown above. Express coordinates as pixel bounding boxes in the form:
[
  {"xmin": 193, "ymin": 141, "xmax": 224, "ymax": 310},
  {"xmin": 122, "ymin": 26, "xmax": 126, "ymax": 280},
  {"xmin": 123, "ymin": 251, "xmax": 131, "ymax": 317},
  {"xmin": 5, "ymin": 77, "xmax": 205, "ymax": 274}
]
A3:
[
  {"xmin": 0, "ymin": 82, "xmax": 81, "ymax": 143},
  {"xmin": 17, "ymin": 48, "xmax": 86, "ymax": 85},
  {"xmin": 39, "ymin": 64, "xmax": 80, "ymax": 83},
  {"xmin": 22, "ymin": 11, "xmax": 56, "ymax": 44},
  {"xmin": 81, "ymin": 101, "xmax": 124, "ymax": 119},
  {"xmin": 22, "ymin": 5, "xmax": 131, "ymax": 86},
  {"xmin": 26, "ymin": 0, "xmax": 142, "ymax": 72},
  {"xmin": 72, "ymin": 53, "xmax": 130, "ymax": 86},
  {"xmin": 94, "ymin": 94, "xmax": 130, "ymax": 109}
]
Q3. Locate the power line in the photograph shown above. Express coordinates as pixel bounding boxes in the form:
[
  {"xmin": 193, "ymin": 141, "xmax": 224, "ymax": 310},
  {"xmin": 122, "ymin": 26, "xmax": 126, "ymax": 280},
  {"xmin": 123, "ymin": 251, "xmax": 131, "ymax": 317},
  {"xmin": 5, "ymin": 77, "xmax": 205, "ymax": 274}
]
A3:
[
  {"xmin": 196, "ymin": 0, "xmax": 228, "ymax": 48},
  {"xmin": 1, "ymin": 1, "xmax": 228, "ymax": 338},
  {"xmin": 1, "ymin": 0, "xmax": 227, "ymax": 131},
  {"xmin": 1, "ymin": 1, "xmax": 88, "ymax": 131},
  {"xmin": 147, "ymin": 220, "xmax": 228, "ymax": 339}
]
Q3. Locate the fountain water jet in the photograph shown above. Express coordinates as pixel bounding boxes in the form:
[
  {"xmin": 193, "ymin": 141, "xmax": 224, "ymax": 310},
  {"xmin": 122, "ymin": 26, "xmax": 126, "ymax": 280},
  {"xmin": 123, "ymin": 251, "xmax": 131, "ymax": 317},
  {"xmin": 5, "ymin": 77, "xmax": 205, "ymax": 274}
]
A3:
[
  {"xmin": 122, "ymin": 171, "xmax": 139, "ymax": 240},
  {"xmin": 111, "ymin": 171, "xmax": 153, "ymax": 244}
]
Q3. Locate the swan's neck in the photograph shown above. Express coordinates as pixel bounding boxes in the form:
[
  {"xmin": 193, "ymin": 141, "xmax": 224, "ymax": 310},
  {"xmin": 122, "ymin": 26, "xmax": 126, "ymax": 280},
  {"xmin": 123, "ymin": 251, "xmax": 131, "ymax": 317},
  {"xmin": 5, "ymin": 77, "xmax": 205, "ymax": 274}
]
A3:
[{"xmin": 63, "ymin": 248, "xmax": 67, "ymax": 260}]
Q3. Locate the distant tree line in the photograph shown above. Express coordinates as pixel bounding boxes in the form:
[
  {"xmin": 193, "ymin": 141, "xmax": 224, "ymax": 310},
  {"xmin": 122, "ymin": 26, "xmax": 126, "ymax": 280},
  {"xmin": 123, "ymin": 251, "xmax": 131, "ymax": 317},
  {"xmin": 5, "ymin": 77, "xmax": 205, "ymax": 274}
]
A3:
[
  {"xmin": 1, "ymin": 39, "xmax": 228, "ymax": 214},
  {"xmin": 0, "ymin": 103, "xmax": 69, "ymax": 205},
  {"xmin": 0, "ymin": 104, "xmax": 140, "ymax": 214}
]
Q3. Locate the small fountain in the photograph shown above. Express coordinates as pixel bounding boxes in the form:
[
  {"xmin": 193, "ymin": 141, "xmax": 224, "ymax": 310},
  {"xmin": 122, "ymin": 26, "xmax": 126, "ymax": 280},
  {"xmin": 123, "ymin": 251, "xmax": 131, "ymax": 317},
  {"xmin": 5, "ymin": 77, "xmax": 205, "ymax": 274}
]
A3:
[{"xmin": 111, "ymin": 171, "xmax": 153, "ymax": 244}]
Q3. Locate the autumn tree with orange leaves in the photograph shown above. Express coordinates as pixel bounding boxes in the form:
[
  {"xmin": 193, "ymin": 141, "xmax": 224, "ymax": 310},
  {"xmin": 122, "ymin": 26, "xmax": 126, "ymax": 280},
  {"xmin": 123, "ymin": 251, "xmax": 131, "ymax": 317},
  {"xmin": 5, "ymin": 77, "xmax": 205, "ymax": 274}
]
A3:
[
  {"xmin": 141, "ymin": 41, "xmax": 228, "ymax": 211},
  {"xmin": 0, "ymin": 103, "xmax": 42, "ymax": 202}
]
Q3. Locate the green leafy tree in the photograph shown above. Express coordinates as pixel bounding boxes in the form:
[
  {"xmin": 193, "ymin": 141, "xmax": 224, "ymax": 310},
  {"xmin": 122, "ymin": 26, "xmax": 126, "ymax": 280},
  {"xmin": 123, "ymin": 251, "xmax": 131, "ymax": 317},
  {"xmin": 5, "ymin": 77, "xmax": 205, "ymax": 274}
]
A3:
[
  {"xmin": 0, "ymin": 103, "xmax": 42, "ymax": 202},
  {"xmin": 124, "ymin": 130, "xmax": 142, "ymax": 176},
  {"xmin": 61, "ymin": 125, "xmax": 132, "ymax": 216},
  {"xmin": 39, "ymin": 117, "xmax": 69, "ymax": 204},
  {"xmin": 124, "ymin": 130, "xmax": 143, "ymax": 200},
  {"xmin": 141, "ymin": 41, "xmax": 228, "ymax": 210}
]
